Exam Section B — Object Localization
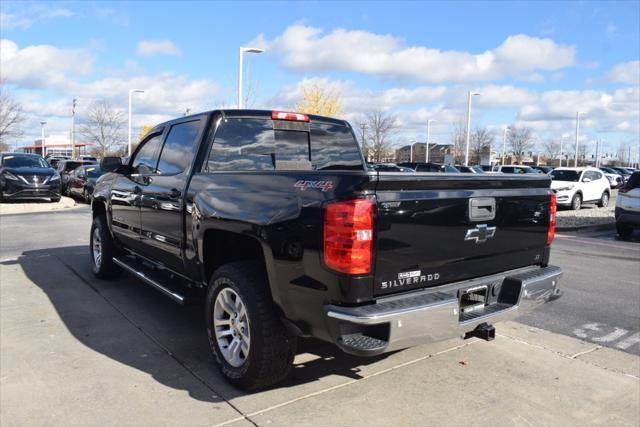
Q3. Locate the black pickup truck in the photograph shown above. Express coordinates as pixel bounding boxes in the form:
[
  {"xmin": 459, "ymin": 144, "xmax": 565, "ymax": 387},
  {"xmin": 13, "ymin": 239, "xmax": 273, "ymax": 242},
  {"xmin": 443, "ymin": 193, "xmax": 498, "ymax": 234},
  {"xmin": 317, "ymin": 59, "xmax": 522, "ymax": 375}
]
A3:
[{"xmin": 91, "ymin": 110, "xmax": 562, "ymax": 390}]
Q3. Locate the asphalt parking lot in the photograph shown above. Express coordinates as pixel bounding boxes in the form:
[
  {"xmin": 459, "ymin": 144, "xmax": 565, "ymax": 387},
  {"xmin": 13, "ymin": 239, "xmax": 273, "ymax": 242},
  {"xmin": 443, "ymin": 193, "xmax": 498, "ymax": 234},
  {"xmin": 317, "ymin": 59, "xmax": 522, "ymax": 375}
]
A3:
[{"xmin": 1, "ymin": 207, "xmax": 639, "ymax": 426}]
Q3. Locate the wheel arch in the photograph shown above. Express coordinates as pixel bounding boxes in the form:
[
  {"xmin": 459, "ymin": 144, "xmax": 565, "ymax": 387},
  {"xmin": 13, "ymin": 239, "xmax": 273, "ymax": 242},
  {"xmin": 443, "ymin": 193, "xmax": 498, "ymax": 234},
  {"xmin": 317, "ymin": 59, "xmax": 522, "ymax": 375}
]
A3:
[{"xmin": 199, "ymin": 227, "xmax": 284, "ymax": 311}]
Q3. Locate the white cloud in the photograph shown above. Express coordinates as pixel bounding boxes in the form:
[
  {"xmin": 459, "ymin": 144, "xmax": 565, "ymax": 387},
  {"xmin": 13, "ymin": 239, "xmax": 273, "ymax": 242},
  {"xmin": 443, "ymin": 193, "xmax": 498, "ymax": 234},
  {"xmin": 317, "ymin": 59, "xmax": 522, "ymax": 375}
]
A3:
[
  {"xmin": 253, "ymin": 25, "xmax": 576, "ymax": 83},
  {"xmin": 603, "ymin": 60, "xmax": 640, "ymax": 85},
  {"xmin": 0, "ymin": 4, "xmax": 73, "ymax": 30},
  {"xmin": 136, "ymin": 40, "xmax": 180, "ymax": 57},
  {"xmin": 0, "ymin": 39, "xmax": 93, "ymax": 89}
]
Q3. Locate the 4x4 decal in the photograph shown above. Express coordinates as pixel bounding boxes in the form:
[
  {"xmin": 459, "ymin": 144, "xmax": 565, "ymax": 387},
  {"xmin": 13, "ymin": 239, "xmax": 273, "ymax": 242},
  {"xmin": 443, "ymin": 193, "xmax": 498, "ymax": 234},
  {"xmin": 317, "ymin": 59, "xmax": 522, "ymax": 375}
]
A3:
[{"xmin": 294, "ymin": 180, "xmax": 334, "ymax": 192}]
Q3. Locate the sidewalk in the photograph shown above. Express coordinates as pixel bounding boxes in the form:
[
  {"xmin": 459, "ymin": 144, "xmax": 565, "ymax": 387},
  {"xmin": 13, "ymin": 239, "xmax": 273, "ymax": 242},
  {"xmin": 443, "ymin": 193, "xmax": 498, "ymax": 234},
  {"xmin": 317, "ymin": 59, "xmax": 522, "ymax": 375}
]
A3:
[
  {"xmin": 1, "ymin": 250, "xmax": 638, "ymax": 426},
  {"xmin": 0, "ymin": 196, "xmax": 78, "ymax": 215}
]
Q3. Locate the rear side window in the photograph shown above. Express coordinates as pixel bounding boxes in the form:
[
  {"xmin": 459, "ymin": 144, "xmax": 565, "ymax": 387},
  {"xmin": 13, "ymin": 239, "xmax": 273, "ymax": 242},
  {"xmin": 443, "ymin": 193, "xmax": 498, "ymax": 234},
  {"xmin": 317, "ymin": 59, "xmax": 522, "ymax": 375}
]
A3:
[
  {"xmin": 157, "ymin": 120, "xmax": 202, "ymax": 175},
  {"xmin": 207, "ymin": 118, "xmax": 363, "ymax": 172}
]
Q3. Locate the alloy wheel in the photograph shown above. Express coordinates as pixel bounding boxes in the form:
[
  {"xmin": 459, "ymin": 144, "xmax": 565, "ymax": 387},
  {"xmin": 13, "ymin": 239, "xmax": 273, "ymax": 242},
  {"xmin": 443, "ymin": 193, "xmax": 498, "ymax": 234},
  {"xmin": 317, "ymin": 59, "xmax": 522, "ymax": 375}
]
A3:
[
  {"xmin": 213, "ymin": 287, "xmax": 250, "ymax": 367},
  {"xmin": 92, "ymin": 227, "xmax": 102, "ymax": 268}
]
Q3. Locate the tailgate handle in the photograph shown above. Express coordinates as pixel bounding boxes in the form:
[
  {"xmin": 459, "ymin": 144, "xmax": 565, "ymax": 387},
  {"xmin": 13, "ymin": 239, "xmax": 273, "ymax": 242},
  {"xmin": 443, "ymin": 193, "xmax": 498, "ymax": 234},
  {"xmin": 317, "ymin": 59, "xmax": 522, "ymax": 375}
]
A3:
[{"xmin": 469, "ymin": 198, "xmax": 496, "ymax": 221}]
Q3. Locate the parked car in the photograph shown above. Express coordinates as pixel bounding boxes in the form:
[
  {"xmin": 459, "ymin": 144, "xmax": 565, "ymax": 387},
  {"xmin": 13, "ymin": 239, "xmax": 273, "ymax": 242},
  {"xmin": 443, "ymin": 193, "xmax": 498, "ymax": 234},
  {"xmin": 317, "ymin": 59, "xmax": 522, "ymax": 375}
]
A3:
[
  {"xmin": 456, "ymin": 165, "xmax": 485, "ymax": 173},
  {"xmin": 77, "ymin": 155, "xmax": 98, "ymax": 162},
  {"xmin": 615, "ymin": 171, "xmax": 640, "ymax": 238},
  {"xmin": 493, "ymin": 165, "xmax": 540, "ymax": 174},
  {"xmin": 46, "ymin": 156, "xmax": 70, "ymax": 169},
  {"xmin": 397, "ymin": 162, "xmax": 460, "ymax": 172},
  {"xmin": 598, "ymin": 167, "xmax": 624, "ymax": 189},
  {"xmin": 90, "ymin": 109, "xmax": 562, "ymax": 390},
  {"xmin": 610, "ymin": 167, "xmax": 633, "ymax": 184},
  {"xmin": 550, "ymin": 167, "xmax": 610, "ymax": 210},
  {"xmin": 0, "ymin": 152, "xmax": 61, "ymax": 202},
  {"xmin": 531, "ymin": 166, "xmax": 554, "ymax": 174},
  {"xmin": 479, "ymin": 165, "xmax": 494, "ymax": 172},
  {"xmin": 370, "ymin": 163, "xmax": 415, "ymax": 172},
  {"xmin": 67, "ymin": 165, "xmax": 106, "ymax": 203},
  {"xmin": 56, "ymin": 160, "xmax": 96, "ymax": 195}
]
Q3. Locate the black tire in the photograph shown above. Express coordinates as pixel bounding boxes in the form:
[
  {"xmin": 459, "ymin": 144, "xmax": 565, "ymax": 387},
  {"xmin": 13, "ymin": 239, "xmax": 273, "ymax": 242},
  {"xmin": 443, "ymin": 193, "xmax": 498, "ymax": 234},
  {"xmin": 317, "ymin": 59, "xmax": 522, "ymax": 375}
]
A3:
[
  {"xmin": 90, "ymin": 215, "xmax": 121, "ymax": 279},
  {"xmin": 205, "ymin": 261, "xmax": 297, "ymax": 390},
  {"xmin": 83, "ymin": 189, "xmax": 91, "ymax": 204},
  {"xmin": 571, "ymin": 193, "xmax": 582, "ymax": 210},
  {"xmin": 616, "ymin": 222, "xmax": 633, "ymax": 238},
  {"xmin": 598, "ymin": 191, "xmax": 610, "ymax": 208},
  {"xmin": 51, "ymin": 195, "xmax": 61, "ymax": 203}
]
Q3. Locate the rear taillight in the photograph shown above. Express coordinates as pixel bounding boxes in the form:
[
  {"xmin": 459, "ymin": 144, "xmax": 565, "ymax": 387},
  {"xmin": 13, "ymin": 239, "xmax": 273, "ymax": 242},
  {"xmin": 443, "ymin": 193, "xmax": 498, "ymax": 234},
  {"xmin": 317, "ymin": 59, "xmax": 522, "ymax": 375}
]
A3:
[
  {"xmin": 323, "ymin": 198, "xmax": 374, "ymax": 275},
  {"xmin": 547, "ymin": 193, "xmax": 556, "ymax": 245},
  {"xmin": 271, "ymin": 111, "xmax": 310, "ymax": 122}
]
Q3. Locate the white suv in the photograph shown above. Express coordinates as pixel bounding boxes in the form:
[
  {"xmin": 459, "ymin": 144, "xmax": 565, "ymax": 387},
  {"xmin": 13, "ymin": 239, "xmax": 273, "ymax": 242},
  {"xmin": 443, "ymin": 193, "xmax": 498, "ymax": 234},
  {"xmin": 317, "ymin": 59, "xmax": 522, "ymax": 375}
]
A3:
[
  {"xmin": 550, "ymin": 167, "xmax": 610, "ymax": 210},
  {"xmin": 615, "ymin": 171, "xmax": 640, "ymax": 237}
]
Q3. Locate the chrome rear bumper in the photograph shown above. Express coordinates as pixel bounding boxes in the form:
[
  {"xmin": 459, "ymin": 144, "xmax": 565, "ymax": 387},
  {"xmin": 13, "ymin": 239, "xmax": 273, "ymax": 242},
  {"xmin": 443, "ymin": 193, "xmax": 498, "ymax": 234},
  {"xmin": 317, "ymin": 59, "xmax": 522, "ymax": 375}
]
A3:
[{"xmin": 325, "ymin": 265, "xmax": 562, "ymax": 356}]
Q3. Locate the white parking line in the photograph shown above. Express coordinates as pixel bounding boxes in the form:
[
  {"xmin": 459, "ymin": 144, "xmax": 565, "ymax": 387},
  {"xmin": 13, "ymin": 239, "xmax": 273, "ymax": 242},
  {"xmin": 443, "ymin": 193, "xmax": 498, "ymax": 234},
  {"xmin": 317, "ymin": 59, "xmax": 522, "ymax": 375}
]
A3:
[{"xmin": 615, "ymin": 333, "xmax": 640, "ymax": 350}]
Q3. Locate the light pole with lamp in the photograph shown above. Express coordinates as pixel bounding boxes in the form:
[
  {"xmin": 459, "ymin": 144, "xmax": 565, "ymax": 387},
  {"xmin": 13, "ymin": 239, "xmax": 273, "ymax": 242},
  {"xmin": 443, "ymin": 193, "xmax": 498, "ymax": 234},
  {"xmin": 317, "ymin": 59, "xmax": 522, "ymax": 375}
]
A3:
[
  {"xmin": 128, "ymin": 89, "xmax": 145, "ymax": 157},
  {"xmin": 464, "ymin": 91, "xmax": 481, "ymax": 166},
  {"xmin": 425, "ymin": 119, "xmax": 436, "ymax": 163},
  {"xmin": 501, "ymin": 126, "xmax": 509, "ymax": 165},
  {"xmin": 574, "ymin": 111, "xmax": 584, "ymax": 167},
  {"xmin": 40, "ymin": 121, "xmax": 47, "ymax": 157},
  {"xmin": 410, "ymin": 141, "xmax": 418, "ymax": 162},
  {"xmin": 238, "ymin": 47, "xmax": 264, "ymax": 109}
]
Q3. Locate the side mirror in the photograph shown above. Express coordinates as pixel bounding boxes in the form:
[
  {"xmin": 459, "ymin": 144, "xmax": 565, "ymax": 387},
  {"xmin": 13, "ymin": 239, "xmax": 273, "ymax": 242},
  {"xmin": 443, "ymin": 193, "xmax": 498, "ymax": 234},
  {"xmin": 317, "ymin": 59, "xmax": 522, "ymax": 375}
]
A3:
[
  {"xmin": 582, "ymin": 177, "xmax": 592, "ymax": 183},
  {"xmin": 101, "ymin": 156, "xmax": 124, "ymax": 172}
]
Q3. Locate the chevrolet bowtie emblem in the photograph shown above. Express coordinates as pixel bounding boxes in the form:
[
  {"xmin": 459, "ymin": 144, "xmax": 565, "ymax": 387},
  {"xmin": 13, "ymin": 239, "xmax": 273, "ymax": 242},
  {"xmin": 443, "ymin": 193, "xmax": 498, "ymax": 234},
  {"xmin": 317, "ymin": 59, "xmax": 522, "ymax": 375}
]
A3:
[{"xmin": 464, "ymin": 224, "xmax": 496, "ymax": 244}]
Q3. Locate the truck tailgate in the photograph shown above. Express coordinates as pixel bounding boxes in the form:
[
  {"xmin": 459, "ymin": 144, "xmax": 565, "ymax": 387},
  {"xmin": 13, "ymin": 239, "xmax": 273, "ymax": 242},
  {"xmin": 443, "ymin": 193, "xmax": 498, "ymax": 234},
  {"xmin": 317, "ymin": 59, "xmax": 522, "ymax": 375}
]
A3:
[{"xmin": 373, "ymin": 172, "xmax": 553, "ymax": 296}]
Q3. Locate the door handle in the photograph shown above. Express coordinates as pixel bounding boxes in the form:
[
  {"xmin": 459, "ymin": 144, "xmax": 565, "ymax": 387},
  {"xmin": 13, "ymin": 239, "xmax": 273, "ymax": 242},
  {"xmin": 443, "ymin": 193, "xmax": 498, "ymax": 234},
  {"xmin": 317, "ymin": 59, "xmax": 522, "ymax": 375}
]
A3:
[{"xmin": 169, "ymin": 188, "xmax": 181, "ymax": 199}]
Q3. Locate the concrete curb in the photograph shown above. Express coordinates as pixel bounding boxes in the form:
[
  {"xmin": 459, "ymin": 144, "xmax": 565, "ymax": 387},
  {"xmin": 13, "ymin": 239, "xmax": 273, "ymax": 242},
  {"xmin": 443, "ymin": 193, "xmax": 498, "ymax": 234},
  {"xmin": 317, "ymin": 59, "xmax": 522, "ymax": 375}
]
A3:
[
  {"xmin": 0, "ymin": 196, "xmax": 79, "ymax": 216},
  {"xmin": 556, "ymin": 221, "xmax": 616, "ymax": 232}
]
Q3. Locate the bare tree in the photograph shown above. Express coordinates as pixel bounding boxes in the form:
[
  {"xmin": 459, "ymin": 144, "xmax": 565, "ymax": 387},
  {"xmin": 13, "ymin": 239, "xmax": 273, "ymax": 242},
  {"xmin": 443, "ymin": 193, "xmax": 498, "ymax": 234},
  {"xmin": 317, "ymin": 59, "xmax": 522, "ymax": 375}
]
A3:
[
  {"xmin": 470, "ymin": 127, "xmax": 494, "ymax": 165},
  {"xmin": 364, "ymin": 110, "xmax": 397, "ymax": 163},
  {"xmin": 450, "ymin": 120, "xmax": 466, "ymax": 164},
  {"xmin": 507, "ymin": 125, "xmax": 534, "ymax": 163},
  {"xmin": 242, "ymin": 65, "xmax": 261, "ymax": 109},
  {"xmin": 80, "ymin": 100, "xmax": 126, "ymax": 156},
  {"xmin": 541, "ymin": 139, "xmax": 560, "ymax": 163},
  {"xmin": 0, "ymin": 87, "xmax": 26, "ymax": 143}
]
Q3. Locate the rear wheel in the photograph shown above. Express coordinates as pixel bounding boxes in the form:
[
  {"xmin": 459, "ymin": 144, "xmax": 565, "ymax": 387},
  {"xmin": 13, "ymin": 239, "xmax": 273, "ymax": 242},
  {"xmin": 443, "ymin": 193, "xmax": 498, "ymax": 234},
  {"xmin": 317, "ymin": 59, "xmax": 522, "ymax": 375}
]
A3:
[
  {"xmin": 205, "ymin": 261, "xmax": 297, "ymax": 390},
  {"xmin": 598, "ymin": 191, "xmax": 610, "ymax": 208},
  {"xmin": 616, "ymin": 222, "xmax": 633, "ymax": 238},
  {"xmin": 571, "ymin": 193, "xmax": 582, "ymax": 210},
  {"xmin": 90, "ymin": 215, "xmax": 121, "ymax": 279},
  {"xmin": 83, "ymin": 189, "xmax": 91, "ymax": 204}
]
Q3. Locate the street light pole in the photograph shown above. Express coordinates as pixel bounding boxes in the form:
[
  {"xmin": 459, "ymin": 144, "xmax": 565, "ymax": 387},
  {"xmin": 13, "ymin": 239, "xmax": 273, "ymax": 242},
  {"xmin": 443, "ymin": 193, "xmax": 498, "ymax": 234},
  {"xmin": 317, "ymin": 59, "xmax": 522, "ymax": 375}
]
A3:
[
  {"xmin": 128, "ymin": 89, "xmax": 145, "ymax": 157},
  {"xmin": 559, "ymin": 134, "xmax": 566, "ymax": 167},
  {"xmin": 410, "ymin": 142, "xmax": 416, "ymax": 162},
  {"xmin": 238, "ymin": 47, "xmax": 264, "ymax": 109},
  {"xmin": 574, "ymin": 111, "xmax": 583, "ymax": 167},
  {"xmin": 426, "ymin": 119, "xmax": 436, "ymax": 163},
  {"xmin": 40, "ymin": 121, "xmax": 47, "ymax": 157},
  {"xmin": 360, "ymin": 123, "xmax": 367, "ymax": 161},
  {"xmin": 465, "ymin": 91, "xmax": 480, "ymax": 166},
  {"xmin": 501, "ymin": 127, "xmax": 509, "ymax": 166},
  {"xmin": 71, "ymin": 98, "xmax": 77, "ymax": 158}
]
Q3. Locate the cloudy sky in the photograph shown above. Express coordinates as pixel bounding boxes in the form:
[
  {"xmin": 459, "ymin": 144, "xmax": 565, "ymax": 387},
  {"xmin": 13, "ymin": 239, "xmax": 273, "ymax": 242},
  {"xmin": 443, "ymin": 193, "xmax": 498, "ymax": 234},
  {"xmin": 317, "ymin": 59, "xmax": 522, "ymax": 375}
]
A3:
[{"xmin": 1, "ymin": 0, "xmax": 638, "ymax": 157}]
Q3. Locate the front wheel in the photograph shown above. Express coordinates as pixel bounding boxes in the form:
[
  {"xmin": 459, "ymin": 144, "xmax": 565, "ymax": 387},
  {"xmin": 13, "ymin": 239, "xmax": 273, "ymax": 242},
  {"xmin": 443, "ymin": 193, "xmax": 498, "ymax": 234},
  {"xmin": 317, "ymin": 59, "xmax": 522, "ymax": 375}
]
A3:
[
  {"xmin": 598, "ymin": 191, "xmax": 610, "ymax": 208},
  {"xmin": 571, "ymin": 193, "xmax": 582, "ymax": 210},
  {"xmin": 205, "ymin": 261, "xmax": 297, "ymax": 390},
  {"xmin": 90, "ymin": 215, "xmax": 121, "ymax": 279},
  {"xmin": 616, "ymin": 222, "xmax": 633, "ymax": 238}
]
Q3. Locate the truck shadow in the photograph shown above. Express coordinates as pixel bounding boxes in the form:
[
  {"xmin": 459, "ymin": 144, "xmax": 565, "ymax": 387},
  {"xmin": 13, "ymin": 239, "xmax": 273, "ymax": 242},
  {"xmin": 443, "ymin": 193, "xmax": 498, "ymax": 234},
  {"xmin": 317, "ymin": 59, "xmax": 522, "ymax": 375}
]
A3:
[{"xmin": 5, "ymin": 246, "xmax": 393, "ymax": 402}]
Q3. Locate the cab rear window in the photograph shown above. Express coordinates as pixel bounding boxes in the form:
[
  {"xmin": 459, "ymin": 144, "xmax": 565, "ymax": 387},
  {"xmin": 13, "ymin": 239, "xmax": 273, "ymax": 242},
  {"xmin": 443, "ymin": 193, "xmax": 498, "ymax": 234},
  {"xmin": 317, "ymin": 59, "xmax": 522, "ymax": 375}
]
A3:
[{"xmin": 206, "ymin": 118, "xmax": 363, "ymax": 172}]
